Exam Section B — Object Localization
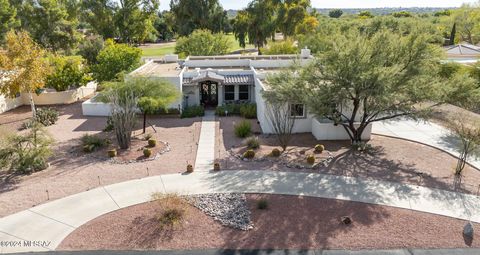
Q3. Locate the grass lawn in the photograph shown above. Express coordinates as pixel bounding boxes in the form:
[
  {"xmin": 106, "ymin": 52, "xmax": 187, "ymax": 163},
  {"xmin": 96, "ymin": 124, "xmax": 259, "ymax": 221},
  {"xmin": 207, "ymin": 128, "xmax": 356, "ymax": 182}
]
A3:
[{"xmin": 139, "ymin": 34, "xmax": 255, "ymax": 57}]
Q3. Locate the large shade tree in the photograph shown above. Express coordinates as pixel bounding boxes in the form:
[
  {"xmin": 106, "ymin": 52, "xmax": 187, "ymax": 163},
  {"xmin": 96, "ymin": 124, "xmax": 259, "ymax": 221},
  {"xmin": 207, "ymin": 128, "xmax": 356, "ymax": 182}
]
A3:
[
  {"xmin": 233, "ymin": 0, "xmax": 277, "ymax": 51},
  {"xmin": 80, "ymin": 0, "xmax": 117, "ymax": 39},
  {"xmin": 115, "ymin": 0, "xmax": 160, "ymax": 44},
  {"xmin": 0, "ymin": 0, "xmax": 19, "ymax": 42},
  {"xmin": 0, "ymin": 30, "xmax": 51, "ymax": 117},
  {"xmin": 15, "ymin": 0, "xmax": 81, "ymax": 52},
  {"xmin": 276, "ymin": 0, "xmax": 310, "ymax": 39},
  {"xmin": 170, "ymin": 0, "xmax": 227, "ymax": 36},
  {"xmin": 267, "ymin": 29, "xmax": 443, "ymax": 144}
]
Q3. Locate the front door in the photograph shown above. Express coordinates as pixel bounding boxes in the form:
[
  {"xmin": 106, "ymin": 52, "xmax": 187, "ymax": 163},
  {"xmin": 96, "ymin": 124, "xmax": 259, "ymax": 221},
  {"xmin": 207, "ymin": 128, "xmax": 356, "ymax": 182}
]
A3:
[{"xmin": 200, "ymin": 81, "xmax": 218, "ymax": 107}]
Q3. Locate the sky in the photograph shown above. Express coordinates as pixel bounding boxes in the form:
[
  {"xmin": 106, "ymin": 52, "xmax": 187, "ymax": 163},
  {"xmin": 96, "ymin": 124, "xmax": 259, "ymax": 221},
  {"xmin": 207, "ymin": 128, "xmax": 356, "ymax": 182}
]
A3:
[{"xmin": 159, "ymin": 0, "xmax": 478, "ymax": 11}]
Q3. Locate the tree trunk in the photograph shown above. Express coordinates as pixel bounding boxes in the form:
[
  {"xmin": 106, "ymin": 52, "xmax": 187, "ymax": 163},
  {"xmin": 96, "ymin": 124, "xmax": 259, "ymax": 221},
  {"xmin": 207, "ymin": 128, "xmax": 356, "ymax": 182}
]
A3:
[
  {"xmin": 29, "ymin": 93, "xmax": 37, "ymax": 119},
  {"xmin": 143, "ymin": 113, "xmax": 147, "ymax": 134}
]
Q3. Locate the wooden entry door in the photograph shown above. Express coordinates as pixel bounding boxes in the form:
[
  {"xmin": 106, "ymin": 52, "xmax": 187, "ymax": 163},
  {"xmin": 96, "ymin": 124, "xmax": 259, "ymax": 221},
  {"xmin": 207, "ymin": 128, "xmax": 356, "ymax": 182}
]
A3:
[{"xmin": 200, "ymin": 81, "xmax": 218, "ymax": 107}]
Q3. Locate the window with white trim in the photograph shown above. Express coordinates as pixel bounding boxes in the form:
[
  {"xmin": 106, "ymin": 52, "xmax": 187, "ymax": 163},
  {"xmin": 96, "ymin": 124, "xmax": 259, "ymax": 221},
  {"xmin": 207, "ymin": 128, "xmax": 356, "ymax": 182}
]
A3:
[
  {"xmin": 290, "ymin": 104, "xmax": 305, "ymax": 118},
  {"xmin": 238, "ymin": 85, "xmax": 249, "ymax": 100},
  {"xmin": 224, "ymin": 85, "xmax": 234, "ymax": 101}
]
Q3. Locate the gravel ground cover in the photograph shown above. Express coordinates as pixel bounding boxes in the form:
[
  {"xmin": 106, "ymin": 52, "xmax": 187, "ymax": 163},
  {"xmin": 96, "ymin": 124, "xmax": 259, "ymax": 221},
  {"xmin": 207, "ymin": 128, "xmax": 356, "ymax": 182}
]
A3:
[
  {"xmin": 186, "ymin": 193, "xmax": 253, "ymax": 230},
  {"xmin": 0, "ymin": 103, "xmax": 201, "ymax": 217},
  {"xmin": 58, "ymin": 194, "xmax": 480, "ymax": 250}
]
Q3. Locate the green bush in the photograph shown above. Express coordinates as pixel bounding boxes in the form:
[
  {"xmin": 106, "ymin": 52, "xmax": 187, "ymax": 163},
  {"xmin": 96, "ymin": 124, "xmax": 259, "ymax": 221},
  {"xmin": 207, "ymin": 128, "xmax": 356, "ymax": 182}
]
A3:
[
  {"xmin": 243, "ymin": 149, "xmax": 255, "ymax": 159},
  {"xmin": 240, "ymin": 104, "xmax": 257, "ymax": 119},
  {"xmin": 107, "ymin": 149, "xmax": 117, "ymax": 158},
  {"xmin": 181, "ymin": 105, "xmax": 205, "ymax": 118},
  {"xmin": 234, "ymin": 120, "xmax": 251, "ymax": 138},
  {"xmin": 81, "ymin": 134, "xmax": 109, "ymax": 153},
  {"xmin": 92, "ymin": 39, "xmax": 142, "ymax": 82},
  {"xmin": 306, "ymin": 154, "xmax": 315, "ymax": 165},
  {"xmin": 103, "ymin": 116, "xmax": 114, "ymax": 132},
  {"xmin": 314, "ymin": 144, "xmax": 325, "ymax": 153},
  {"xmin": 215, "ymin": 103, "xmax": 256, "ymax": 118},
  {"xmin": 46, "ymin": 55, "xmax": 91, "ymax": 91},
  {"xmin": 175, "ymin": 29, "xmax": 230, "ymax": 56},
  {"xmin": 0, "ymin": 123, "xmax": 53, "ymax": 174},
  {"xmin": 35, "ymin": 108, "xmax": 59, "ymax": 126},
  {"xmin": 257, "ymin": 198, "xmax": 268, "ymax": 210},
  {"xmin": 245, "ymin": 136, "xmax": 260, "ymax": 149},
  {"xmin": 261, "ymin": 39, "xmax": 298, "ymax": 55},
  {"xmin": 148, "ymin": 139, "xmax": 157, "ymax": 147},
  {"xmin": 143, "ymin": 148, "xmax": 152, "ymax": 158},
  {"xmin": 271, "ymin": 148, "xmax": 281, "ymax": 157}
]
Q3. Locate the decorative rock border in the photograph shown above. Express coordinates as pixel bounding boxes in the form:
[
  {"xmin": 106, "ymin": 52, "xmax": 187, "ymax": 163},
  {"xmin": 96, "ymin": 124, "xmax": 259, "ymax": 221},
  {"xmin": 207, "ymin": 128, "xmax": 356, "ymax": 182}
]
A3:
[
  {"xmin": 109, "ymin": 141, "xmax": 171, "ymax": 164},
  {"xmin": 186, "ymin": 193, "xmax": 254, "ymax": 231},
  {"xmin": 227, "ymin": 148, "xmax": 334, "ymax": 170}
]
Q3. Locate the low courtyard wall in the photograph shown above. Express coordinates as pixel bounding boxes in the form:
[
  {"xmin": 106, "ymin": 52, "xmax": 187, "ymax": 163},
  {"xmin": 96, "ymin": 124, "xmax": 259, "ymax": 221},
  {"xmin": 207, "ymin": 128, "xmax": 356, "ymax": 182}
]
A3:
[
  {"xmin": 0, "ymin": 82, "xmax": 97, "ymax": 114},
  {"xmin": 312, "ymin": 118, "xmax": 372, "ymax": 141}
]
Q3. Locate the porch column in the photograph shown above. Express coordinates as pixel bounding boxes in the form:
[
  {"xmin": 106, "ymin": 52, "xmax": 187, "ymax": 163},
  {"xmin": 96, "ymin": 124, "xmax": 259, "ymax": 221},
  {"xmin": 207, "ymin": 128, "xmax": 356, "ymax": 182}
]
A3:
[{"xmin": 234, "ymin": 85, "xmax": 239, "ymax": 101}]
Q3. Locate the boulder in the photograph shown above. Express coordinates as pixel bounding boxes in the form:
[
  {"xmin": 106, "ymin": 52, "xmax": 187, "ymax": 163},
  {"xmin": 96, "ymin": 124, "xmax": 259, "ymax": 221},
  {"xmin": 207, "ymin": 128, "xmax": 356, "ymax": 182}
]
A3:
[
  {"xmin": 341, "ymin": 216, "xmax": 352, "ymax": 225},
  {"xmin": 464, "ymin": 222, "xmax": 474, "ymax": 238}
]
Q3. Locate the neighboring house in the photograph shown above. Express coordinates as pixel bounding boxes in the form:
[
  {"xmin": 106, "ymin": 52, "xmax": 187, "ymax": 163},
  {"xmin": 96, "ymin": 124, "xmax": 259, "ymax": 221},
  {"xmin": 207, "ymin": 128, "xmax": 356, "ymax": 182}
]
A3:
[
  {"xmin": 444, "ymin": 43, "xmax": 480, "ymax": 64},
  {"xmin": 83, "ymin": 50, "xmax": 371, "ymax": 141}
]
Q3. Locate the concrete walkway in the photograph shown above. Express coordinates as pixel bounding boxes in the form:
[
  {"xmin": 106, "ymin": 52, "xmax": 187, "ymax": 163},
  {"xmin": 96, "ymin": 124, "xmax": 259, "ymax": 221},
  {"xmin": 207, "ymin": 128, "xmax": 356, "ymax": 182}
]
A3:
[
  {"xmin": 373, "ymin": 119, "xmax": 480, "ymax": 169},
  {"xmin": 194, "ymin": 111, "xmax": 216, "ymax": 171},
  {"xmin": 1, "ymin": 170, "xmax": 480, "ymax": 253}
]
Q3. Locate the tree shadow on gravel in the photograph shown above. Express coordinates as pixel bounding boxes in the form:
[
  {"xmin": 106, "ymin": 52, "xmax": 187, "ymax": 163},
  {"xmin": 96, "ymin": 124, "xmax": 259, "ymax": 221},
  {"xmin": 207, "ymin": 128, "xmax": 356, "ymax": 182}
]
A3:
[{"xmin": 218, "ymin": 194, "xmax": 390, "ymax": 250}]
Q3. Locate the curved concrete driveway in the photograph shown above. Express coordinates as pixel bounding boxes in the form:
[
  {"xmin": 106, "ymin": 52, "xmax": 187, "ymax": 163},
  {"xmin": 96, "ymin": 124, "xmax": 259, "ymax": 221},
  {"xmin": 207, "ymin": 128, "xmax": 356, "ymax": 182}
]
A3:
[
  {"xmin": 1, "ymin": 170, "xmax": 480, "ymax": 253},
  {"xmin": 373, "ymin": 119, "xmax": 480, "ymax": 169}
]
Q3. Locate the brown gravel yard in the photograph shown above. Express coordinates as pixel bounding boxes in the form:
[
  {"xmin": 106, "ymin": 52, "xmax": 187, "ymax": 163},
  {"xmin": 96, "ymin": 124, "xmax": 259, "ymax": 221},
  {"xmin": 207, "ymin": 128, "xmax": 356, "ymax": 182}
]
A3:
[
  {"xmin": 58, "ymin": 194, "xmax": 479, "ymax": 250},
  {"xmin": 0, "ymin": 103, "xmax": 201, "ymax": 217},
  {"xmin": 216, "ymin": 116, "xmax": 480, "ymax": 195}
]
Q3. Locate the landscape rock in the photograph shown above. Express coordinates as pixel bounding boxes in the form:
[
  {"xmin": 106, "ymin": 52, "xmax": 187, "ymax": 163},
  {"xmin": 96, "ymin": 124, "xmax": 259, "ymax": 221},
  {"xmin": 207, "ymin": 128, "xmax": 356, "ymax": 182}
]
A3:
[
  {"xmin": 186, "ymin": 193, "xmax": 254, "ymax": 231},
  {"xmin": 464, "ymin": 221, "xmax": 474, "ymax": 238}
]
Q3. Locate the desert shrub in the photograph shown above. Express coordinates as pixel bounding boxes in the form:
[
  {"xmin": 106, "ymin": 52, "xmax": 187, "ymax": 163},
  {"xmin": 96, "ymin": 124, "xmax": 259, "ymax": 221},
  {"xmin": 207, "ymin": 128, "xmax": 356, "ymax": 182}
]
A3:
[
  {"xmin": 271, "ymin": 148, "xmax": 281, "ymax": 157},
  {"xmin": 314, "ymin": 144, "xmax": 325, "ymax": 153},
  {"xmin": 257, "ymin": 198, "xmax": 268, "ymax": 210},
  {"xmin": 148, "ymin": 139, "xmax": 157, "ymax": 147},
  {"xmin": 261, "ymin": 39, "xmax": 298, "ymax": 55},
  {"xmin": 306, "ymin": 154, "xmax": 315, "ymax": 165},
  {"xmin": 81, "ymin": 134, "xmax": 109, "ymax": 153},
  {"xmin": 216, "ymin": 103, "xmax": 256, "ymax": 118},
  {"xmin": 245, "ymin": 136, "xmax": 260, "ymax": 149},
  {"xmin": 235, "ymin": 120, "xmax": 251, "ymax": 138},
  {"xmin": 103, "ymin": 116, "xmax": 114, "ymax": 132},
  {"xmin": 181, "ymin": 105, "xmax": 205, "ymax": 118},
  {"xmin": 243, "ymin": 149, "xmax": 255, "ymax": 159},
  {"xmin": 187, "ymin": 164, "xmax": 193, "ymax": 173},
  {"xmin": 0, "ymin": 123, "xmax": 53, "ymax": 174},
  {"xmin": 144, "ymin": 133, "xmax": 153, "ymax": 140},
  {"xmin": 214, "ymin": 162, "xmax": 220, "ymax": 171},
  {"xmin": 143, "ymin": 148, "xmax": 152, "ymax": 158},
  {"xmin": 240, "ymin": 103, "xmax": 257, "ymax": 119},
  {"xmin": 157, "ymin": 107, "xmax": 181, "ymax": 115},
  {"xmin": 35, "ymin": 108, "xmax": 59, "ymax": 126},
  {"xmin": 151, "ymin": 193, "xmax": 189, "ymax": 230},
  {"xmin": 78, "ymin": 36, "xmax": 104, "ymax": 65},
  {"xmin": 107, "ymin": 149, "xmax": 117, "ymax": 158}
]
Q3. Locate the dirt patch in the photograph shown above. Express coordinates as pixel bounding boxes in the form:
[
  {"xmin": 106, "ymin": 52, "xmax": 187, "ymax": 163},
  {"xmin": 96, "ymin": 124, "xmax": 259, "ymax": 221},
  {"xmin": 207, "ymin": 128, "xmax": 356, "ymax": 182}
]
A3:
[
  {"xmin": 58, "ymin": 194, "xmax": 480, "ymax": 250},
  {"xmin": 0, "ymin": 103, "xmax": 201, "ymax": 217},
  {"xmin": 217, "ymin": 116, "xmax": 480, "ymax": 195}
]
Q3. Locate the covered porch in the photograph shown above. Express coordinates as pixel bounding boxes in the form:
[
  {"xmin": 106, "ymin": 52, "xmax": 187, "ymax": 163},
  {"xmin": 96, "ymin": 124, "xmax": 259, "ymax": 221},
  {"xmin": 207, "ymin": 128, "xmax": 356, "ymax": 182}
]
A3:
[{"xmin": 182, "ymin": 71, "xmax": 255, "ymax": 108}]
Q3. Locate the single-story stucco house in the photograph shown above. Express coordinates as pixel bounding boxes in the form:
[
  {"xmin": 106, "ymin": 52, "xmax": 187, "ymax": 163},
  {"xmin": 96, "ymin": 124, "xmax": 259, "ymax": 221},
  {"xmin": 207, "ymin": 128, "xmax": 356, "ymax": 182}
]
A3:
[{"xmin": 82, "ymin": 49, "xmax": 371, "ymax": 141}]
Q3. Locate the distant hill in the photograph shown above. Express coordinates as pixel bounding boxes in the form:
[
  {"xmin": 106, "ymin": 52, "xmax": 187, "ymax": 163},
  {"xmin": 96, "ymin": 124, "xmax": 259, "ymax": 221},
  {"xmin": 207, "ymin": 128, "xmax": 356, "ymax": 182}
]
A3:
[
  {"xmin": 226, "ymin": 7, "xmax": 456, "ymax": 18},
  {"xmin": 314, "ymin": 7, "xmax": 455, "ymax": 15}
]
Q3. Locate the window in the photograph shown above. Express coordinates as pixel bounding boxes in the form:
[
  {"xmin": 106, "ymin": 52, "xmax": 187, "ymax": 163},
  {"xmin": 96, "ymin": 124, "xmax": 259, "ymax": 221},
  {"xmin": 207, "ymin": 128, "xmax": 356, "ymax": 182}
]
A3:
[
  {"xmin": 224, "ymin": 85, "xmax": 235, "ymax": 101},
  {"xmin": 239, "ymin": 85, "xmax": 249, "ymax": 100},
  {"xmin": 290, "ymin": 104, "xmax": 305, "ymax": 118}
]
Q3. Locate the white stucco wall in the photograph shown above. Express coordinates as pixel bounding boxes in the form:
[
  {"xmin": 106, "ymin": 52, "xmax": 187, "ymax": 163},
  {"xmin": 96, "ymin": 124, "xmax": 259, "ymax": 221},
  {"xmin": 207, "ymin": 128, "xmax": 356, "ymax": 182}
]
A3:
[
  {"xmin": 0, "ymin": 95, "xmax": 23, "ymax": 114},
  {"xmin": 81, "ymin": 96, "xmax": 112, "ymax": 116},
  {"xmin": 312, "ymin": 119, "xmax": 372, "ymax": 141},
  {"xmin": 0, "ymin": 82, "xmax": 97, "ymax": 114}
]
